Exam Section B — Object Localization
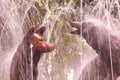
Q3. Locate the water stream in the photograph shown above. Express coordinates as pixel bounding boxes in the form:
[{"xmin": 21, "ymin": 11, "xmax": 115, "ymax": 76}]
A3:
[{"xmin": 30, "ymin": 44, "xmax": 34, "ymax": 80}]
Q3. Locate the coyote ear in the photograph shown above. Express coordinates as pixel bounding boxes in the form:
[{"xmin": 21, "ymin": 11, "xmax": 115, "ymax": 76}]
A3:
[
  {"xmin": 69, "ymin": 22, "xmax": 80, "ymax": 29},
  {"xmin": 35, "ymin": 27, "xmax": 46, "ymax": 35},
  {"xmin": 28, "ymin": 27, "xmax": 35, "ymax": 35},
  {"xmin": 24, "ymin": 27, "xmax": 36, "ymax": 41}
]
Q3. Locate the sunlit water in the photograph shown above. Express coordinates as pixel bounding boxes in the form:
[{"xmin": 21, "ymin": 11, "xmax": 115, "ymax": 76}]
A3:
[
  {"xmin": 0, "ymin": 0, "xmax": 120, "ymax": 80},
  {"xmin": 30, "ymin": 44, "xmax": 34, "ymax": 80}
]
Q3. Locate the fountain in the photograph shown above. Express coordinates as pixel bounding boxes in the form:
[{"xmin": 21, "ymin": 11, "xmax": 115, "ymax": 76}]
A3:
[
  {"xmin": 0, "ymin": 0, "xmax": 23, "ymax": 79},
  {"xmin": 0, "ymin": 0, "xmax": 120, "ymax": 80}
]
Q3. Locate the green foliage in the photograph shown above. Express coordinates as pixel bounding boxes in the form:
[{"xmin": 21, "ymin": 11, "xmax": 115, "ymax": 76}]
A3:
[{"xmin": 54, "ymin": 65, "xmax": 61, "ymax": 74}]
